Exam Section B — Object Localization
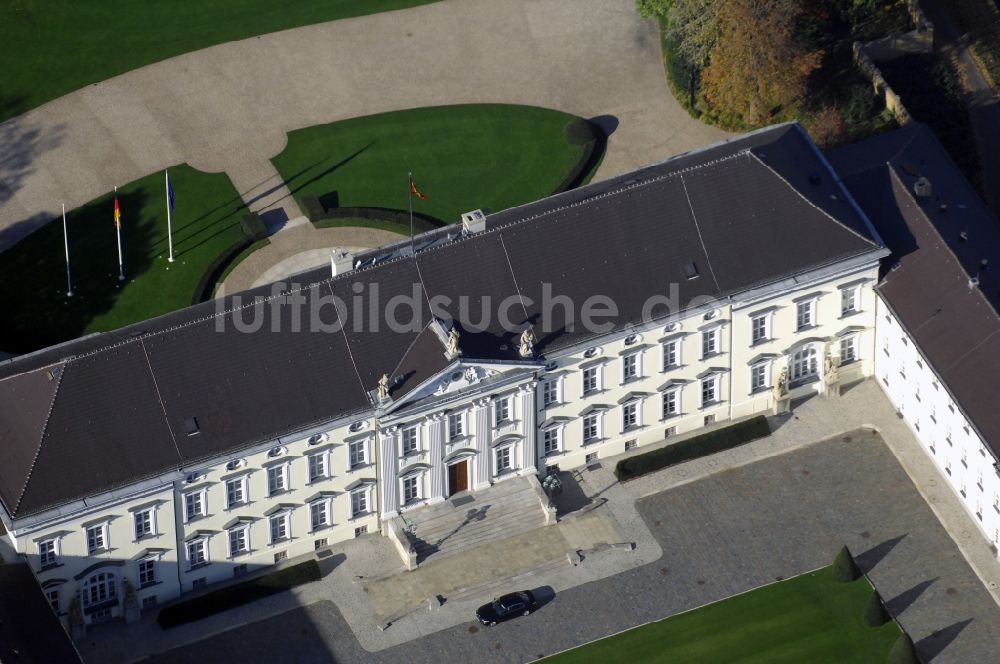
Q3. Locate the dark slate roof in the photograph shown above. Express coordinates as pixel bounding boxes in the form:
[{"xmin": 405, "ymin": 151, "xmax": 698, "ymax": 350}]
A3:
[
  {"xmin": 828, "ymin": 123, "xmax": 1000, "ymax": 457},
  {"xmin": 0, "ymin": 122, "xmax": 882, "ymax": 518},
  {"xmin": 0, "ymin": 564, "xmax": 82, "ymax": 663}
]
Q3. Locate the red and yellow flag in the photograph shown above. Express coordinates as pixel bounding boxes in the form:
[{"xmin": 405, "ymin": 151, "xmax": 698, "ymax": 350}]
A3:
[
  {"xmin": 113, "ymin": 195, "xmax": 121, "ymax": 230},
  {"xmin": 409, "ymin": 176, "xmax": 427, "ymax": 201}
]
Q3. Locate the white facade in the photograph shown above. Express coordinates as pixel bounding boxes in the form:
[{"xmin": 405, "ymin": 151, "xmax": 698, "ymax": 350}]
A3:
[{"xmin": 874, "ymin": 296, "xmax": 1000, "ymax": 555}]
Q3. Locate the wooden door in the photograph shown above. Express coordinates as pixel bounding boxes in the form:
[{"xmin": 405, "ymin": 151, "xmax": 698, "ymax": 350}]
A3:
[{"xmin": 448, "ymin": 460, "xmax": 468, "ymax": 496}]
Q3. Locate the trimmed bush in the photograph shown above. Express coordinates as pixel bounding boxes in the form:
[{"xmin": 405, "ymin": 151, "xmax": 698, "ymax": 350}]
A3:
[
  {"xmin": 158, "ymin": 559, "xmax": 321, "ymax": 629},
  {"xmin": 240, "ymin": 212, "xmax": 268, "ymax": 242},
  {"xmin": 864, "ymin": 589, "xmax": 889, "ymax": 627},
  {"xmin": 886, "ymin": 633, "xmax": 918, "ymax": 664},
  {"xmin": 314, "ymin": 206, "xmax": 441, "ymax": 233},
  {"xmin": 832, "ymin": 545, "xmax": 862, "ymax": 582},
  {"xmin": 301, "ymin": 195, "xmax": 326, "ymax": 221},
  {"xmin": 614, "ymin": 416, "xmax": 770, "ymax": 481}
]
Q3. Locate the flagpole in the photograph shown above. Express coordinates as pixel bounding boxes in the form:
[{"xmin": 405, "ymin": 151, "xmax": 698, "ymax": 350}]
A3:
[
  {"xmin": 407, "ymin": 171, "xmax": 414, "ymax": 254},
  {"xmin": 165, "ymin": 170, "xmax": 175, "ymax": 263},
  {"xmin": 62, "ymin": 203, "xmax": 73, "ymax": 297},
  {"xmin": 115, "ymin": 186, "xmax": 125, "ymax": 281}
]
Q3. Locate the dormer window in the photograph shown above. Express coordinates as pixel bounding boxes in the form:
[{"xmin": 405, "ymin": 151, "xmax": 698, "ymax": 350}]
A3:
[
  {"xmin": 349, "ymin": 421, "xmax": 367, "ymax": 433},
  {"xmin": 308, "ymin": 433, "xmax": 328, "ymax": 446},
  {"xmin": 225, "ymin": 459, "xmax": 244, "ymax": 471},
  {"xmin": 624, "ymin": 334, "xmax": 639, "ymax": 346},
  {"xmin": 183, "ymin": 417, "xmax": 200, "ymax": 436},
  {"xmin": 583, "ymin": 347, "xmax": 600, "ymax": 359},
  {"xmin": 268, "ymin": 446, "xmax": 286, "ymax": 458}
]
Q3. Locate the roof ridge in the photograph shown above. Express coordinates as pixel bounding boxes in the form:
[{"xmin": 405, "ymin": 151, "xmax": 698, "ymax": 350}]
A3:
[
  {"xmin": 140, "ymin": 338, "xmax": 183, "ymax": 463},
  {"xmin": 387, "ymin": 319, "xmax": 440, "ymax": 380},
  {"xmin": 678, "ymin": 173, "xmax": 721, "ymax": 291},
  {"xmin": 747, "ymin": 151, "xmax": 879, "ymax": 249},
  {"xmin": 13, "ymin": 364, "xmax": 67, "ymax": 515}
]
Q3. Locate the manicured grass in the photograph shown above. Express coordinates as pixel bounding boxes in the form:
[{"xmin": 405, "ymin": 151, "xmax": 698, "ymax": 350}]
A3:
[
  {"xmin": 0, "ymin": 165, "xmax": 246, "ymax": 353},
  {"xmin": 271, "ymin": 105, "xmax": 600, "ymax": 225},
  {"xmin": 0, "ymin": 0, "xmax": 440, "ymax": 122},
  {"xmin": 542, "ymin": 568, "xmax": 901, "ymax": 664}
]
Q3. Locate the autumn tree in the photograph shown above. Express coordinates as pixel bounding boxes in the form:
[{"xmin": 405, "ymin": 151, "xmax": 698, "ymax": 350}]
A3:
[
  {"xmin": 636, "ymin": 0, "xmax": 723, "ymax": 68},
  {"xmin": 701, "ymin": 0, "xmax": 822, "ymax": 126}
]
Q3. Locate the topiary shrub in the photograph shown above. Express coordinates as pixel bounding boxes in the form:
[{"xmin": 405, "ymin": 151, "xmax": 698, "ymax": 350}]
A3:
[
  {"xmin": 832, "ymin": 545, "xmax": 862, "ymax": 582},
  {"xmin": 301, "ymin": 196, "xmax": 326, "ymax": 221},
  {"xmin": 563, "ymin": 118, "xmax": 600, "ymax": 146},
  {"xmin": 864, "ymin": 589, "xmax": 889, "ymax": 627},
  {"xmin": 886, "ymin": 633, "xmax": 918, "ymax": 664},
  {"xmin": 240, "ymin": 212, "xmax": 268, "ymax": 242}
]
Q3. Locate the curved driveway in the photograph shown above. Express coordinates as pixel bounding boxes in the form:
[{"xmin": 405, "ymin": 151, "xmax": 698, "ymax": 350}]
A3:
[{"xmin": 0, "ymin": 0, "xmax": 727, "ymax": 251}]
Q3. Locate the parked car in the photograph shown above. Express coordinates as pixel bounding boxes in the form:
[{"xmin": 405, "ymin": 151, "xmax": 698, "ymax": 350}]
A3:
[{"xmin": 476, "ymin": 590, "xmax": 539, "ymax": 626}]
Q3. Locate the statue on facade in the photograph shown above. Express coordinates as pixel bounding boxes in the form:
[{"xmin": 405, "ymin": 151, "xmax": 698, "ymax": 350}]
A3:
[
  {"xmin": 518, "ymin": 328, "xmax": 535, "ymax": 357},
  {"xmin": 824, "ymin": 351, "xmax": 839, "ymax": 385},
  {"xmin": 376, "ymin": 373, "xmax": 390, "ymax": 402},
  {"xmin": 772, "ymin": 367, "xmax": 788, "ymax": 402},
  {"xmin": 447, "ymin": 325, "xmax": 461, "ymax": 356}
]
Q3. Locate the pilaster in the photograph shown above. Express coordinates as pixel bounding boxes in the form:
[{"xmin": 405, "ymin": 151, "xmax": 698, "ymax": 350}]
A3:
[
  {"xmin": 519, "ymin": 381, "xmax": 538, "ymax": 473},
  {"xmin": 426, "ymin": 413, "xmax": 446, "ymax": 502},
  {"xmin": 472, "ymin": 398, "xmax": 492, "ymax": 490},
  {"xmin": 379, "ymin": 426, "xmax": 399, "ymax": 518}
]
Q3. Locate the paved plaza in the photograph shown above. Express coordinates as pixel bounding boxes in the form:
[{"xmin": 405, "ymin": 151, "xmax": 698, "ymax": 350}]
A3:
[{"xmin": 75, "ymin": 380, "xmax": 1000, "ymax": 663}]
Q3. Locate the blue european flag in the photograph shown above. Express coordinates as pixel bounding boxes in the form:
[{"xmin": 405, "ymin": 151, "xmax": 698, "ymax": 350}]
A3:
[{"xmin": 166, "ymin": 171, "xmax": 175, "ymax": 211}]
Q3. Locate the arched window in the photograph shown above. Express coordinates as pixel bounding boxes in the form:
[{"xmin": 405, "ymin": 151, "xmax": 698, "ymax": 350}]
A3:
[
  {"xmin": 790, "ymin": 346, "xmax": 818, "ymax": 382},
  {"xmin": 82, "ymin": 571, "xmax": 117, "ymax": 608}
]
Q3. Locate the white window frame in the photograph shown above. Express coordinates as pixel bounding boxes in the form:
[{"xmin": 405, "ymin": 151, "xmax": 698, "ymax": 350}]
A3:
[
  {"xmin": 85, "ymin": 522, "xmax": 109, "ymax": 554},
  {"xmin": 81, "ymin": 571, "xmax": 117, "ymax": 609},
  {"xmin": 45, "ymin": 587, "xmax": 60, "ymax": 613},
  {"xmin": 701, "ymin": 375, "xmax": 720, "ymax": 408},
  {"xmin": 796, "ymin": 299, "xmax": 816, "ymax": 330},
  {"xmin": 621, "ymin": 400, "xmax": 640, "ymax": 431},
  {"xmin": 268, "ymin": 511, "xmax": 291, "ymax": 544},
  {"xmin": 448, "ymin": 412, "xmax": 465, "ymax": 441},
  {"xmin": 622, "ymin": 351, "xmax": 641, "ymax": 382},
  {"xmin": 494, "ymin": 444, "xmax": 514, "ymax": 474},
  {"xmin": 750, "ymin": 361, "xmax": 771, "ymax": 393},
  {"xmin": 840, "ymin": 285, "xmax": 860, "ymax": 316},
  {"xmin": 267, "ymin": 464, "xmax": 289, "ymax": 496},
  {"xmin": 187, "ymin": 537, "xmax": 209, "ymax": 568},
  {"xmin": 228, "ymin": 525, "xmax": 251, "ymax": 558},
  {"xmin": 839, "ymin": 335, "xmax": 858, "ymax": 365},
  {"xmin": 137, "ymin": 554, "xmax": 159, "ymax": 587},
  {"xmin": 662, "ymin": 339, "xmax": 681, "ymax": 371},
  {"xmin": 401, "ymin": 474, "xmax": 422, "ymax": 505},
  {"xmin": 542, "ymin": 425, "xmax": 562, "ymax": 456},
  {"xmin": 750, "ymin": 313, "xmax": 770, "ymax": 344},
  {"xmin": 348, "ymin": 438, "xmax": 368, "ymax": 469},
  {"xmin": 310, "ymin": 498, "xmax": 332, "ymax": 531},
  {"xmin": 662, "ymin": 387, "xmax": 681, "ymax": 419},
  {"xmin": 350, "ymin": 486, "xmax": 371, "ymax": 518},
  {"xmin": 225, "ymin": 476, "xmax": 248, "ymax": 509},
  {"xmin": 307, "ymin": 450, "xmax": 329, "ymax": 483},
  {"xmin": 184, "ymin": 489, "xmax": 207, "ymax": 522},
  {"xmin": 701, "ymin": 327, "xmax": 720, "ymax": 359},
  {"xmin": 38, "ymin": 537, "xmax": 61, "ymax": 568},
  {"xmin": 582, "ymin": 412, "xmax": 602, "ymax": 444},
  {"xmin": 582, "ymin": 365, "xmax": 601, "ymax": 395},
  {"xmin": 401, "ymin": 425, "xmax": 420, "ymax": 455},
  {"xmin": 133, "ymin": 507, "xmax": 157, "ymax": 541},
  {"xmin": 541, "ymin": 379, "xmax": 561, "ymax": 407},
  {"xmin": 494, "ymin": 397, "xmax": 512, "ymax": 425},
  {"xmin": 790, "ymin": 346, "xmax": 819, "ymax": 382}
]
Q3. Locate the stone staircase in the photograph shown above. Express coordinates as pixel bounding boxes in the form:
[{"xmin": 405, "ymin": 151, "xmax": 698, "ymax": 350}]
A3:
[{"xmin": 402, "ymin": 477, "xmax": 548, "ymax": 564}]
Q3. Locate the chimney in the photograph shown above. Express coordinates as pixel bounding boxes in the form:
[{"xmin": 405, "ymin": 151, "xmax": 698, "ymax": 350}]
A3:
[
  {"xmin": 913, "ymin": 177, "xmax": 932, "ymax": 198},
  {"xmin": 330, "ymin": 248, "xmax": 354, "ymax": 277},
  {"xmin": 461, "ymin": 209, "xmax": 487, "ymax": 234}
]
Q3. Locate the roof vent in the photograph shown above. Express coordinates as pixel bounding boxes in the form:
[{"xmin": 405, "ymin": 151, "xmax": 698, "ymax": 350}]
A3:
[
  {"xmin": 183, "ymin": 417, "xmax": 200, "ymax": 436},
  {"xmin": 913, "ymin": 177, "xmax": 932, "ymax": 198},
  {"xmin": 960, "ymin": 231, "xmax": 969, "ymax": 242},
  {"xmin": 684, "ymin": 262, "xmax": 699, "ymax": 280},
  {"xmin": 330, "ymin": 248, "xmax": 354, "ymax": 277},
  {"xmin": 981, "ymin": 259, "xmax": 989, "ymax": 271},
  {"xmin": 939, "ymin": 203, "xmax": 947, "ymax": 214},
  {"xmin": 45, "ymin": 366, "xmax": 62, "ymax": 381},
  {"xmin": 969, "ymin": 276, "xmax": 980, "ymax": 289},
  {"xmin": 461, "ymin": 209, "xmax": 487, "ymax": 234}
]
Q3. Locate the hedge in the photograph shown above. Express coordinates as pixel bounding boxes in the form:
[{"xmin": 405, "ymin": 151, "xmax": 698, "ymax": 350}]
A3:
[
  {"xmin": 158, "ymin": 559, "xmax": 321, "ymax": 629},
  {"xmin": 886, "ymin": 633, "xmax": 918, "ymax": 664},
  {"xmin": 614, "ymin": 416, "xmax": 770, "ymax": 481},
  {"xmin": 832, "ymin": 545, "xmax": 862, "ymax": 582},
  {"xmin": 864, "ymin": 589, "xmax": 890, "ymax": 627},
  {"xmin": 240, "ymin": 212, "xmax": 268, "ymax": 242},
  {"xmin": 190, "ymin": 237, "xmax": 270, "ymax": 304},
  {"xmin": 310, "ymin": 205, "xmax": 441, "ymax": 233},
  {"xmin": 551, "ymin": 121, "xmax": 606, "ymax": 195}
]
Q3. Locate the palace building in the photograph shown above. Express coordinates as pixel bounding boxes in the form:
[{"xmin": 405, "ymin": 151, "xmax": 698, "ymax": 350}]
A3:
[{"xmin": 2, "ymin": 120, "xmax": 995, "ymax": 632}]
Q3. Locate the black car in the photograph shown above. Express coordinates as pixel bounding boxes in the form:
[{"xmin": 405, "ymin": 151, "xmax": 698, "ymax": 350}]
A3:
[{"xmin": 476, "ymin": 590, "xmax": 539, "ymax": 626}]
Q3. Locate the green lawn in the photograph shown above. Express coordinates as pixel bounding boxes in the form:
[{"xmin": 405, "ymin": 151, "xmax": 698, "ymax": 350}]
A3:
[
  {"xmin": 0, "ymin": 165, "xmax": 246, "ymax": 353},
  {"xmin": 0, "ymin": 0, "xmax": 440, "ymax": 122},
  {"xmin": 271, "ymin": 105, "xmax": 600, "ymax": 225},
  {"xmin": 542, "ymin": 568, "xmax": 901, "ymax": 663}
]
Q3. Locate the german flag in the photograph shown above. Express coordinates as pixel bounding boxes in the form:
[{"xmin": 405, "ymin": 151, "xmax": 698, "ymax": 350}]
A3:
[{"xmin": 113, "ymin": 194, "xmax": 121, "ymax": 230}]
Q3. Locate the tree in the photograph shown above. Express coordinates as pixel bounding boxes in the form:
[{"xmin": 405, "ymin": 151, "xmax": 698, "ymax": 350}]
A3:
[
  {"xmin": 636, "ymin": 0, "xmax": 722, "ymax": 68},
  {"xmin": 831, "ymin": 545, "xmax": 862, "ymax": 582},
  {"xmin": 701, "ymin": 0, "xmax": 822, "ymax": 126},
  {"xmin": 863, "ymin": 590, "xmax": 890, "ymax": 627},
  {"xmin": 886, "ymin": 633, "xmax": 918, "ymax": 664}
]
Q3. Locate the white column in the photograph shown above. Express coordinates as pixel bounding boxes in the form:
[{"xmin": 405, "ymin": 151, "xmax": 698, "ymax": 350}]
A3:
[
  {"xmin": 519, "ymin": 381, "xmax": 537, "ymax": 473},
  {"xmin": 426, "ymin": 414, "xmax": 446, "ymax": 502},
  {"xmin": 472, "ymin": 399, "xmax": 492, "ymax": 490},
  {"xmin": 379, "ymin": 427, "xmax": 399, "ymax": 518}
]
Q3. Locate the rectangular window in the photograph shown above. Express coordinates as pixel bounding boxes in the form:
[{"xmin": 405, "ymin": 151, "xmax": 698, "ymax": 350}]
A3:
[
  {"xmin": 351, "ymin": 488, "xmax": 368, "ymax": 517},
  {"xmin": 226, "ymin": 478, "xmax": 245, "ymax": 508},
  {"xmin": 448, "ymin": 412, "xmax": 464, "ymax": 440},
  {"xmin": 233, "ymin": 565, "xmax": 248, "ymax": 578},
  {"xmin": 267, "ymin": 465, "xmax": 287, "ymax": 495},
  {"xmin": 187, "ymin": 540, "xmax": 206, "ymax": 568},
  {"xmin": 582, "ymin": 367, "xmax": 599, "ymax": 394},
  {"xmin": 586, "ymin": 452, "xmax": 598, "ymax": 464},
  {"xmin": 308, "ymin": 452, "xmax": 327, "ymax": 482},
  {"xmin": 796, "ymin": 300, "xmax": 814, "ymax": 330},
  {"xmin": 192, "ymin": 577, "xmax": 207, "ymax": 590},
  {"xmin": 704, "ymin": 414, "xmax": 716, "ymax": 426},
  {"xmin": 622, "ymin": 401, "xmax": 639, "ymax": 429},
  {"xmin": 315, "ymin": 538, "xmax": 328, "ymax": 551},
  {"xmin": 185, "ymin": 492, "xmax": 204, "ymax": 520},
  {"xmin": 839, "ymin": 336, "xmax": 858, "ymax": 364},
  {"xmin": 750, "ymin": 363, "xmax": 768, "ymax": 392},
  {"xmin": 622, "ymin": 352, "xmax": 639, "ymax": 381},
  {"xmin": 138, "ymin": 558, "xmax": 157, "ymax": 587},
  {"xmin": 751, "ymin": 314, "xmax": 768, "ymax": 344},
  {"xmin": 269, "ymin": 513, "xmax": 289, "ymax": 543},
  {"xmin": 349, "ymin": 440, "xmax": 366, "ymax": 468},
  {"xmin": 495, "ymin": 398, "xmax": 511, "ymax": 424},
  {"xmin": 355, "ymin": 526, "xmax": 368, "ymax": 537},
  {"xmin": 86, "ymin": 524, "xmax": 106, "ymax": 554},
  {"xmin": 625, "ymin": 439, "xmax": 637, "ymax": 451},
  {"xmin": 228, "ymin": 528, "xmax": 249, "ymax": 557},
  {"xmin": 403, "ymin": 476, "xmax": 419, "ymax": 503},
  {"xmin": 841, "ymin": 287, "xmax": 858, "ymax": 315},
  {"xmin": 662, "ymin": 340, "xmax": 680, "ymax": 370},
  {"xmin": 274, "ymin": 551, "xmax": 288, "ymax": 564},
  {"xmin": 45, "ymin": 589, "xmax": 59, "ymax": 613},
  {"xmin": 38, "ymin": 539, "xmax": 57, "ymax": 567},
  {"xmin": 542, "ymin": 380, "xmax": 558, "ymax": 407},
  {"xmin": 310, "ymin": 501, "xmax": 330, "ymax": 530},
  {"xmin": 662, "ymin": 389, "xmax": 679, "ymax": 418},
  {"xmin": 495, "ymin": 447, "xmax": 512, "ymax": 473},
  {"xmin": 543, "ymin": 427, "xmax": 560, "ymax": 455},
  {"xmin": 401, "ymin": 426, "xmax": 419, "ymax": 455},
  {"xmin": 583, "ymin": 413, "xmax": 600, "ymax": 444},
  {"xmin": 665, "ymin": 426, "xmax": 676, "ymax": 438},
  {"xmin": 133, "ymin": 509, "xmax": 153, "ymax": 540},
  {"xmin": 701, "ymin": 376, "xmax": 718, "ymax": 406},
  {"xmin": 702, "ymin": 328, "xmax": 719, "ymax": 358}
]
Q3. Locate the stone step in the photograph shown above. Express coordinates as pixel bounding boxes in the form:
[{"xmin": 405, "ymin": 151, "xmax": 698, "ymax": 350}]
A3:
[
  {"xmin": 410, "ymin": 497, "xmax": 540, "ymax": 536},
  {"xmin": 411, "ymin": 508, "xmax": 546, "ymax": 561},
  {"xmin": 408, "ymin": 486, "xmax": 539, "ymax": 529},
  {"xmin": 410, "ymin": 502, "xmax": 543, "ymax": 542}
]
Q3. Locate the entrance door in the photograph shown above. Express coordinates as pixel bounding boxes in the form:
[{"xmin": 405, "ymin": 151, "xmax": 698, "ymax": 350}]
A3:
[{"xmin": 448, "ymin": 460, "xmax": 469, "ymax": 496}]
